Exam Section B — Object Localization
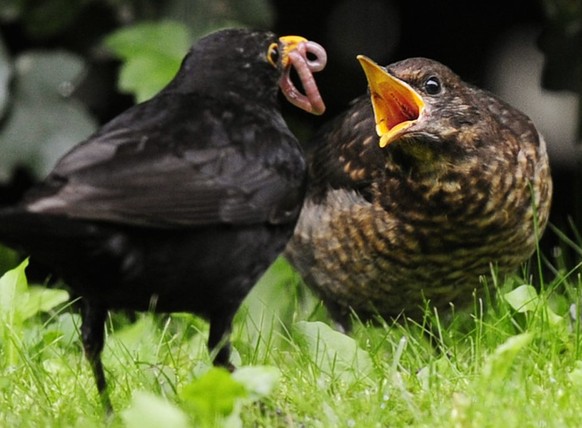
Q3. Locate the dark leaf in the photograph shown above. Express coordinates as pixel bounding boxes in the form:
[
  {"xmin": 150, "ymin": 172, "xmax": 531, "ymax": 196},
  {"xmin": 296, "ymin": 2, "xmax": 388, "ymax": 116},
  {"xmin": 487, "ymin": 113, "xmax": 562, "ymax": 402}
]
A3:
[{"xmin": 0, "ymin": 50, "xmax": 97, "ymax": 181}]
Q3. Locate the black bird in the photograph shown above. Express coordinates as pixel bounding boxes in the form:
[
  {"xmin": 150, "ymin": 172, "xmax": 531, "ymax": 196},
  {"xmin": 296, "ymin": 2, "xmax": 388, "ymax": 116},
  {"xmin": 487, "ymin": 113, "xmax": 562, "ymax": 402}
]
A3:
[
  {"xmin": 0, "ymin": 28, "xmax": 327, "ymax": 408},
  {"xmin": 286, "ymin": 56, "xmax": 552, "ymax": 330}
]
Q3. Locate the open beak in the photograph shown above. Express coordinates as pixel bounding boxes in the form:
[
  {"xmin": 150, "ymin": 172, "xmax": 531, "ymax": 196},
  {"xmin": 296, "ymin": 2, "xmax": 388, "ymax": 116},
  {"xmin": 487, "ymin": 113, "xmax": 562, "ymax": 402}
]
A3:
[
  {"xmin": 357, "ymin": 55, "xmax": 425, "ymax": 148},
  {"xmin": 278, "ymin": 36, "xmax": 327, "ymax": 115}
]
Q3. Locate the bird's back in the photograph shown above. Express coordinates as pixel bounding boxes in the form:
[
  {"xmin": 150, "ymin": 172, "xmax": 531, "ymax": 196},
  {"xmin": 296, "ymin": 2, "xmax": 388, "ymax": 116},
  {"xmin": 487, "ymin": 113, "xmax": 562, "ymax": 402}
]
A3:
[{"xmin": 0, "ymin": 89, "xmax": 307, "ymax": 315}]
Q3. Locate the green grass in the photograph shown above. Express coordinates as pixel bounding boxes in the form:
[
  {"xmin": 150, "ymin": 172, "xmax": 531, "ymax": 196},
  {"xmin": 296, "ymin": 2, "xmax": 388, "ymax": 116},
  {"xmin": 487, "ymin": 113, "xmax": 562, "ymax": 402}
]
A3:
[{"xmin": 1, "ymin": 240, "xmax": 582, "ymax": 427}]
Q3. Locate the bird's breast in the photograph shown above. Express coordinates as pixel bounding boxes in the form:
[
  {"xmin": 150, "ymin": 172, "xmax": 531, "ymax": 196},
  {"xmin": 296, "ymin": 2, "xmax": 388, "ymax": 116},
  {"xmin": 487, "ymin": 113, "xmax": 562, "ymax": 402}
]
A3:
[{"xmin": 288, "ymin": 143, "xmax": 550, "ymax": 318}]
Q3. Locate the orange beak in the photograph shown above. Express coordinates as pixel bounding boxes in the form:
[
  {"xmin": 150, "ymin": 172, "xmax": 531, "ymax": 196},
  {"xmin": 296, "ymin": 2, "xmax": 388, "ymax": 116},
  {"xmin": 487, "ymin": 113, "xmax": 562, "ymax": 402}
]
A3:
[{"xmin": 357, "ymin": 55, "xmax": 425, "ymax": 148}]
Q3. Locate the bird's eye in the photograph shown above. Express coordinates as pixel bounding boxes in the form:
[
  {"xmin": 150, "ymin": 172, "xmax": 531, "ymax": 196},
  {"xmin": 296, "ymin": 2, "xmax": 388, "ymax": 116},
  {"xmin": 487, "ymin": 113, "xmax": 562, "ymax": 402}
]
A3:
[
  {"xmin": 424, "ymin": 76, "xmax": 442, "ymax": 95},
  {"xmin": 267, "ymin": 43, "xmax": 280, "ymax": 67}
]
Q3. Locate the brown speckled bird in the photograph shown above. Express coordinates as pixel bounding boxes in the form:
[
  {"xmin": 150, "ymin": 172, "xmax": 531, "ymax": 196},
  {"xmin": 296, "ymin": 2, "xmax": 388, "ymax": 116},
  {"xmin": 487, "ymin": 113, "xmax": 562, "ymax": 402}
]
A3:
[{"xmin": 286, "ymin": 56, "xmax": 552, "ymax": 330}]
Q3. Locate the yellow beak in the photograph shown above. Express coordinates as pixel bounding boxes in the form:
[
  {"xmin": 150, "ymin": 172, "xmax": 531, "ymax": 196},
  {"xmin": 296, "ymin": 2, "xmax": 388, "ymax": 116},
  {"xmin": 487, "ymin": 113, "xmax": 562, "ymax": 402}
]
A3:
[
  {"xmin": 278, "ymin": 35, "xmax": 309, "ymax": 67},
  {"xmin": 357, "ymin": 55, "xmax": 425, "ymax": 148}
]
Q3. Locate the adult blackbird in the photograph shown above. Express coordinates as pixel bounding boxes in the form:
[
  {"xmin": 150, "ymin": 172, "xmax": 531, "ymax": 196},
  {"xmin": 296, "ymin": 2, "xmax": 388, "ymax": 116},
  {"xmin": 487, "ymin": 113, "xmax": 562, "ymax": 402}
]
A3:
[
  {"xmin": 286, "ymin": 56, "xmax": 552, "ymax": 330},
  {"xmin": 0, "ymin": 28, "xmax": 327, "ymax": 407}
]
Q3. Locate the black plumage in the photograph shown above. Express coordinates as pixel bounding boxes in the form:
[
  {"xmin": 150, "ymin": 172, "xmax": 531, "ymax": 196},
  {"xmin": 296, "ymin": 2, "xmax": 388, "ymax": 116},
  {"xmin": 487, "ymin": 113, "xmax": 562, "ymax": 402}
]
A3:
[{"xmin": 0, "ymin": 28, "xmax": 326, "ymax": 408}]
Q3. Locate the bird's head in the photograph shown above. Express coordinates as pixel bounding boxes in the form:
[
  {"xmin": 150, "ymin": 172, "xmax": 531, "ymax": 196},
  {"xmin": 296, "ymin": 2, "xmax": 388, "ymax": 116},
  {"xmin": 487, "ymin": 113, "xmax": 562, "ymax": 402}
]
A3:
[
  {"xmin": 166, "ymin": 29, "xmax": 327, "ymax": 115},
  {"xmin": 357, "ymin": 56, "xmax": 482, "ymax": 155}
]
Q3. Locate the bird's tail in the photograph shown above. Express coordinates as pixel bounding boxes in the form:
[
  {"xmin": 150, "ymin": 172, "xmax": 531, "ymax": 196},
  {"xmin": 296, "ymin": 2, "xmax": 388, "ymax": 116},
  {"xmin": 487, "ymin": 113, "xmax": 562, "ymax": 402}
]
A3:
[{"xmin": 0, "ymin": 207, "xmax": 106, "ymax": 260}]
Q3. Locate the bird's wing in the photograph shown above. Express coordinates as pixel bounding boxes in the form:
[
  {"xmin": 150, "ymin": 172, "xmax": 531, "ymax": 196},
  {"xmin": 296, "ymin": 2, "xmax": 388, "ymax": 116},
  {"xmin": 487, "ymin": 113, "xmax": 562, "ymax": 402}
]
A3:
[{"xmin": 25, "ymin": 94, "xmax": 305, "ymax": 228}]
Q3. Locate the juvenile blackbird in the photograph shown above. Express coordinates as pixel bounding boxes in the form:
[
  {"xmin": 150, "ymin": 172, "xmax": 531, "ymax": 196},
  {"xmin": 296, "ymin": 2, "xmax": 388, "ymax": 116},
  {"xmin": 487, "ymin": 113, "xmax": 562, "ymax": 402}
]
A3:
[
  {"xmin": 286, "ymin": 56, "xmax": 552, "ymax": 330},
  {"xmin": 0, "ymin": 28, "xmax": 327, "ymax": 407}
]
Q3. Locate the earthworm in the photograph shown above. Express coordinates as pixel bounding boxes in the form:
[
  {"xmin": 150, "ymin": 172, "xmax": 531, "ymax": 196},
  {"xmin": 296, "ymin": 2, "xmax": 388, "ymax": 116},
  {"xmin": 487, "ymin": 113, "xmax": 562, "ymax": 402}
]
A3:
[{"xmin": 280, "ymin": 41, "xmax": 327, "ymax": 115}]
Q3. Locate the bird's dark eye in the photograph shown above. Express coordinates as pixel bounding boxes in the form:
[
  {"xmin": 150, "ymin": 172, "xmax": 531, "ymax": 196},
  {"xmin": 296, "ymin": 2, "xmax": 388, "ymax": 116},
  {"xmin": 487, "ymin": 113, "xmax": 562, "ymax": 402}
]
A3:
[
  {"xmin": 267, "ymin": 43, "xmax": 280, "ymax": 67},
  {"xmin": 424, "ymin": 76, "xmax": 442, "ymax": 95}
]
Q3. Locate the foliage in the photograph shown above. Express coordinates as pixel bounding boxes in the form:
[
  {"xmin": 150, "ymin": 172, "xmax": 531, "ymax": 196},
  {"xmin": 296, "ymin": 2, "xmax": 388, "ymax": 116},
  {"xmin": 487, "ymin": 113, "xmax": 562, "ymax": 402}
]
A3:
[
  {"xmin": 293, "ymin": 320, "xmax": 374, "ymax": 383},
  {"xmin": 0, "ymin": 246, "xmax": 581, "ymax": 426},
  {"xmin": 120, "ymin": 365, "xmax": 279, "ymax": 428},
  {"xmin": 104, "ymin": 21, "xmax": 192, "ymax": 103},
  {"xmin": 0, "ymin": 0, "xmax": 274, "ymax": 183},
  {"xmin": 0, "ymin": 259, "xmax": 69, "ymax": 366},
  {"xmin": 0, "ymin": 49, "xmax": 98, "ymax": 181}
]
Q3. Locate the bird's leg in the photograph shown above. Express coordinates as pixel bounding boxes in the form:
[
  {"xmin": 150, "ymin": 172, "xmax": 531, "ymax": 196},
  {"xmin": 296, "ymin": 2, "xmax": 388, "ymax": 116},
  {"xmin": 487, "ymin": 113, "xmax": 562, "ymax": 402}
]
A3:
[
  {"xmin": 324, "ymin": 300, "xmax": 353, "ymax": 334},
  {"xmin": 80, "ymin": 302, "xmax": 112, "ymax": 412},
  {"xmin": 208, "ymin": 313, "xmax": 235, "ymax": 371}
]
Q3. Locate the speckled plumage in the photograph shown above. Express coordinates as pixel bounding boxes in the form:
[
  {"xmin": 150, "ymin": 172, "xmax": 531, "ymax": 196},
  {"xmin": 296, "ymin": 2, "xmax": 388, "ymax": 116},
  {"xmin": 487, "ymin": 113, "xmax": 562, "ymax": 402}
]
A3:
[{"xmin": 286, "ymin": 57, "xmax": 552, "ymax": 327}]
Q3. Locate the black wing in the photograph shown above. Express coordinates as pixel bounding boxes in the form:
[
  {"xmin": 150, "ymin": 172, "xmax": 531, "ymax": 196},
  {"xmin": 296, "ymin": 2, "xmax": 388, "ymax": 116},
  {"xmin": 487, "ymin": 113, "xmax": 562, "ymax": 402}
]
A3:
[{"xmin": 25, "ymin": 93, "xmax": 306, "ymax": 228}]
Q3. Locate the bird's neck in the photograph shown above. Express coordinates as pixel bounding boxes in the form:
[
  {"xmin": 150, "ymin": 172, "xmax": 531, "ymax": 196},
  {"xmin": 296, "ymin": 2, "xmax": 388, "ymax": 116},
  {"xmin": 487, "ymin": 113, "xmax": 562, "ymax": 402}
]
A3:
[{"xmin": 385, "ymin": 141, "xmax": 460, "ymax": 180}]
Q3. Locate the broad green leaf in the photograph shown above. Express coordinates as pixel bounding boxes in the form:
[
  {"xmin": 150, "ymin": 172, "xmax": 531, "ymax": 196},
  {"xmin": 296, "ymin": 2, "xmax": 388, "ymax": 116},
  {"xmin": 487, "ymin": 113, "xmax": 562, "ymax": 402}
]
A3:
[
  {"xmin": 18, "ymin": 286, "xmax": 69, "ymax": 321},
  {"xmin": 0, "ymin": 259, "xmax": 69, "ymax": 323},
  {"xmin": 237, "ymin": 257, "xmax": 316, "ymax": 355},
  {"xmin": 481, "ymin": 332, "xmax": 534, "ymax": 380},
  {"xmin": 109, "ymin": 314, "xmax": 158, "ymax": 353},
  {"xmin": 122, "ymin": 391, "xmax": 191, "ymax": 428},
  {"xmin": 180, "ymin": 367, "xmax": 247, "ymax": 426},
  {"xmin": 0, "ymin": 260, "xmax": 70, "ymax": 361},
  {"xmin": 294, "ymin": 321, "xmax": 373, "ymax": 383},
  {"xmin": 0, "ymin": 50, "xmax": 97, "ymax": 181},
  {"xmin": 505, "ymin": 284, "xmax": 564, "ymax": 326},
  {"xmin": 504, "ymin": 284, "xmax": 539, "ymax": 313},
  {"xmin": 0, "ymin": 258, "xmax": 29, "ymax": 318},
  {"xmin": 0, "ymin": 259, "xmax": 29, "ymax": 365},
  {"xmin": 231, "ymin": 365, "xmax": 280, "ymax": 400},
  {"xmin": 105, "ymin": 21, "xmax": 191, "ymax": 60},
  {"xmin": 104, "ymin": 21, "xmax": 192, "ymax": 102}
]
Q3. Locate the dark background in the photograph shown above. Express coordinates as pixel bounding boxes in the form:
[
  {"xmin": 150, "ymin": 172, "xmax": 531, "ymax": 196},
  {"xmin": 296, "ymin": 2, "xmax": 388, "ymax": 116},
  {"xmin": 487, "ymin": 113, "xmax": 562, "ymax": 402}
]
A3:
[{"xmin": 0, "ymin": 0, "xmax": 580, "ymax": 270}]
